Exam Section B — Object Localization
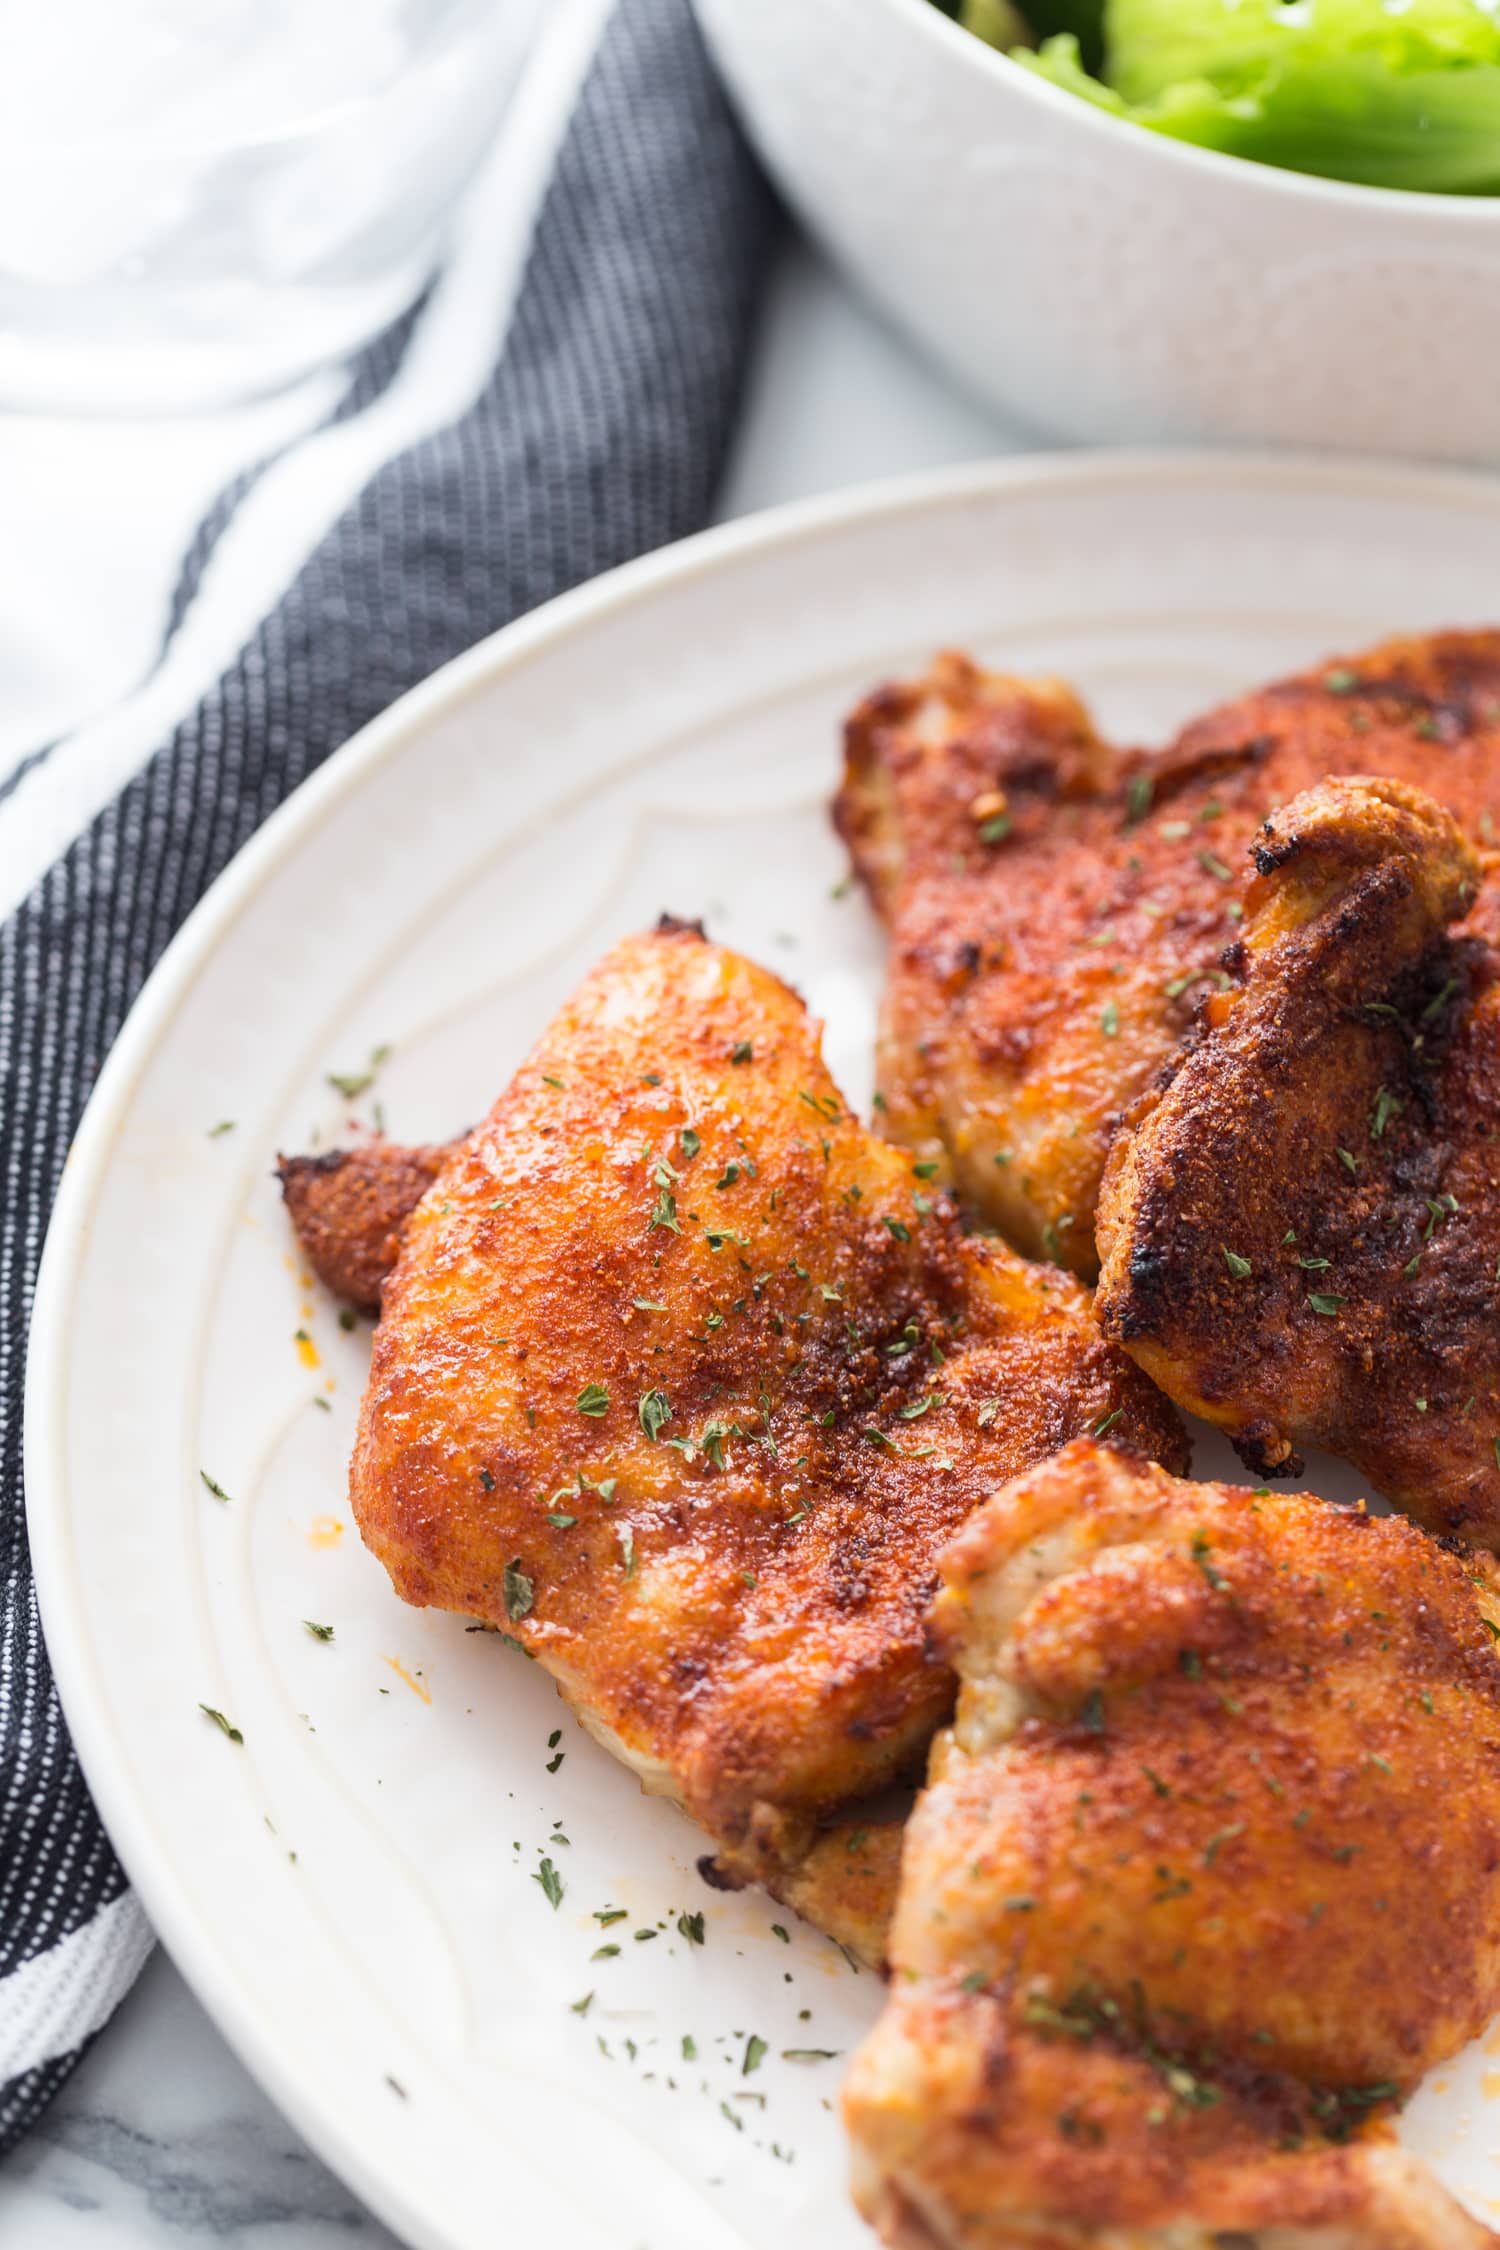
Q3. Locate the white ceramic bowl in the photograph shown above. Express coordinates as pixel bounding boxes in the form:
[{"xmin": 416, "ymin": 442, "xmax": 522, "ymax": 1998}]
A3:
[{"xmin": 692, "ymin": 0, "xmax": 1500, "ymax": 459}]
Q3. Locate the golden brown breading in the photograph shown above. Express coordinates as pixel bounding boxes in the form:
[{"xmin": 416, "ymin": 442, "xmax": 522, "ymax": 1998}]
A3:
[
  {"xmin": 704, "ymin": 1809, "xmax": 907, "ymax": 1971},
  {"xmin": 1096, "ymin": 775, "xmax": 1500, "ymax": 1546},
  {"xmin": 348, "ymin": 924, "xmax": 1185, "ymax": 1915},
  {"xmin": 844, "ymin": 1440, "xmax": 1500, "ymax": 2250},
  {"xmin": 836, "ymin": 632, "xmax": 1500, "ymax": 1279},
  {"xmin": 277, "ymin": 1142, "xmax": 455, "ymax": 1310},
  {"xmin": 836, "ymin": 654, "xmax": 1145, "ymax": 1276}
]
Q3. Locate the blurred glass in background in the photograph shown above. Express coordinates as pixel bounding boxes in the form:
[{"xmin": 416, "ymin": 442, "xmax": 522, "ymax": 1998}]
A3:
[{"xmin": 0, "ymin": 0, "xmax": 540, "ymax": 414}]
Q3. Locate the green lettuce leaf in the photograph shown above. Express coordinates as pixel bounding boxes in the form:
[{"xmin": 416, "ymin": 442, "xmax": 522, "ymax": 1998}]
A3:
[
  {"xmin": 1013, "ymin": 0, "xmax": 1107, "ymax": 70},
  {"xmin": 1108, "ymin": 0, "xmax": 1500, "ymax": 105},
  {"xmin": 942, "ymin": 0, "xmax": 1034, "ymax": 48},
  {"xmin": 1010, "ymin": 0, "xmax": 1500, "ymax": 194}
]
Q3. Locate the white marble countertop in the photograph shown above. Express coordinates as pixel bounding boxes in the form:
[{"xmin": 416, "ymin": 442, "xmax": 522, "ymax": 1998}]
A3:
[{"xmin": 0, "ymin": 232, "xmax": 1028, "ymax": 2249}]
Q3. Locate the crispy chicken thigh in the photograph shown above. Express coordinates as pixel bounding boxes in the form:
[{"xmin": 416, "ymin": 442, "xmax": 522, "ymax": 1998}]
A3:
[
  {"xmin": 844, "ymin": 1441, "xmax": 1500, "ymax": 2250},
  {"xmin": 1097, "ymin": 776, "xmax": 1500, "ymax": 1546},
  {"xmin": 836, "ymin": 632, "xmax": 1500, "ymax": 1278},
  {"xmin": 339, "ymin": 924, "xmax": 1185, "ymax": 1938}
]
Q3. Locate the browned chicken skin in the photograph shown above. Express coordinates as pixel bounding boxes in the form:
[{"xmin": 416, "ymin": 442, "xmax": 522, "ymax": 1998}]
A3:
[
  {"xmin": 277, "ymin": 1142, "xmax": 455, "ymax": 1311},
  {"xmin": 836, "ymin": 632, "xmax": 1500, "ymax": 1280},
  {"xmin": 845, "ymin": 1441, "xmax": 1500, "ymax": 2250},
  {"xmin": 329, "ymin": 924, "xmax": 1183, "ymax": 1947},
  {"xmin": 1095, "ymin": 775, "xmax": 1500, "ymax": 1546}
]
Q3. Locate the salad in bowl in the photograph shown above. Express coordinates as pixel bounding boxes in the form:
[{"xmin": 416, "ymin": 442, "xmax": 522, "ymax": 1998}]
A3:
[
  {"xmin": 694, "ymin": 0, "xmax": 1500, "ymax": 455},
  {"xmin": 939, "ymin": 0, "xmax": 1500, "ymax": 193}
]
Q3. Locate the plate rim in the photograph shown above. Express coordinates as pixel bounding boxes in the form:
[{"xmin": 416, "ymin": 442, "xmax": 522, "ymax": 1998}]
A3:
[{"xmin": 25, "ymin": 443, "xmax": 1500, "ymax": 2242}]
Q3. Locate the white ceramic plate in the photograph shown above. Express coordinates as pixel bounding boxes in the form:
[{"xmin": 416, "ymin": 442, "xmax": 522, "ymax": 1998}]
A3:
[{"xmin": 28, "ymin": 453, "xmax": 1500, "ymax": 2250}]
